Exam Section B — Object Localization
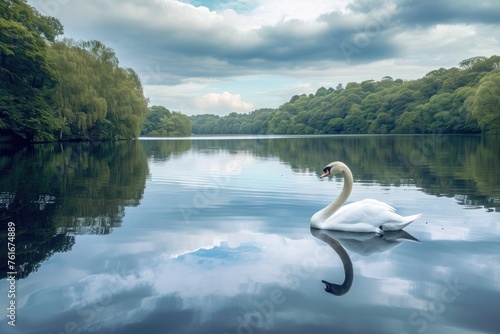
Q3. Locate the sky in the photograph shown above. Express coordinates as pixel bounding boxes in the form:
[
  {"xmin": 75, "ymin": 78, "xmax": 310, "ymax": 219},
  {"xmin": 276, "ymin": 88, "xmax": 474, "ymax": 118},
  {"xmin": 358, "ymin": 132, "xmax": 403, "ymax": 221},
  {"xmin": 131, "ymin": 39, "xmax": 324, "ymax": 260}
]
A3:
[{"xmin": 28, "ymin": 0, "xmax": 500, "ymax": 116}]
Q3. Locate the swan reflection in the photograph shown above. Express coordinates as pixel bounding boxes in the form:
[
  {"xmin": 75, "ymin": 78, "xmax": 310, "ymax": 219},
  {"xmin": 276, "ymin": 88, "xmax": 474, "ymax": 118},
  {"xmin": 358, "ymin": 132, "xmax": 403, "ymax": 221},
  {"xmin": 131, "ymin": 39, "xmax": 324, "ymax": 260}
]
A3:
[{"xmin": 310, "ymin": 227, "xmax": 419, "ymax": 296}]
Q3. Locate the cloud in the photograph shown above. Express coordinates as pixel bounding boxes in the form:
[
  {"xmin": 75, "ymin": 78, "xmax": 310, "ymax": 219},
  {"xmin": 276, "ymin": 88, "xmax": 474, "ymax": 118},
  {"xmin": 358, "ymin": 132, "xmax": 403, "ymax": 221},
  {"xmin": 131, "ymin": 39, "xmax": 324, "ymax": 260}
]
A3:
[
  {"xmin": 35, "ymin": 0, "xmax": 500, "ymax": 77},
  {"xmin": 32, "ymin": 0, "xmax": 500, "ymax": 74},
  {"xmin": 15, "ymin": 220, "xmax": 500, "ymax": 334},
  {"xmin": 27, "ymin": 0, "xmax": 500, "ymax": 114},
  {"xmin": 33, "ymin": 1, "xmax": 379, "ymax": 72},
  {"xmin": 195, "ymin": 91, "xmax": 254, "ymax": 114},
  {"xmin": 392, "ymin": 0, "xmax": 500, "ymax": 26}
]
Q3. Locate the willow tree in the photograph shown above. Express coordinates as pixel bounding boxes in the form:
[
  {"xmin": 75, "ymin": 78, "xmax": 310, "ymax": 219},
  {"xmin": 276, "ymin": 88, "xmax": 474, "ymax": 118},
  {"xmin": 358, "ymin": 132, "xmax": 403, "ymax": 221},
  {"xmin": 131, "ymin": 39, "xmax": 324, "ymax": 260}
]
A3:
[
  {"xmin": 50, "ymin": 39, "xmax": 148, "ymax": 140},
  {"xmin": 50, "ymin": 40, "xmax": 107, "ymax": 140}
]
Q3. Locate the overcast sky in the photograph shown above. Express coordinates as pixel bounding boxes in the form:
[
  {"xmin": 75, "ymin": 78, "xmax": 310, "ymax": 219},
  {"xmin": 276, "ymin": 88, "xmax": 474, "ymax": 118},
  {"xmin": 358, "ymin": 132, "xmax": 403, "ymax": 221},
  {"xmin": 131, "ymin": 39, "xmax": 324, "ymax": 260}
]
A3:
[{"xmin": 29, "ymin": 0, "xmax": 500, "ymax": 115}]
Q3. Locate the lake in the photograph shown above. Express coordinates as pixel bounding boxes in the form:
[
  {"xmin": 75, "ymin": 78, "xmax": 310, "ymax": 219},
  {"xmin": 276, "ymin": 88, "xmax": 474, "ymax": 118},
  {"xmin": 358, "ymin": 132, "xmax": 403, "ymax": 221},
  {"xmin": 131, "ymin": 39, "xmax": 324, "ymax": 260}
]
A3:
[{"xmin": 1, "ymin": 134, "xmax": 499, "ymax": 334}]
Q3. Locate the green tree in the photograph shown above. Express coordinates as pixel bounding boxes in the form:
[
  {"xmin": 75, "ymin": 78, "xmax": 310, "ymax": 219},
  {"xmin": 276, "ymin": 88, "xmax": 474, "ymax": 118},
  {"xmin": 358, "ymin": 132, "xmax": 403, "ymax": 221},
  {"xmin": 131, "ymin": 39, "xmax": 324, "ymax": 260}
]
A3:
[
  {"xmin": 325, "ymin": 117, "xmax": 344, "ymax": 133},
  {"xmin": 426, "ymin": 93, "xmax": 456, "ymax": 133},
  {"xmin": 188, "ymin": 55, "xmax": 500, "ymax": 135},
  {"xmin": 361, "ymin": 93, "xmax": 382, "ymax": 116},
  {"xmin": 141, "ymin": 106, "xmax": 191, "ymax": 136},
  {"xmin": 394, "ymin": 110, "xmax": 423, "ymax": 133},
  {"xmin": 459, "ymin": 56, "xmax": 488, "ymax": 70},
  {"xmin": 344, "ymin": 105, "xmax": 370, "ymax": 133},
  {"xmin": 49, "ymin": 39, "xmax": 148, "ymax": 140},
  {"xmin": 0, "ymin": 0, "xmax": 63, "ymax": 141},
  {"xmin": 472, "ymin": 71, "xmax": 500, "ymax": 133},
  {"xmin": 369, "ymin": 112, "xmax": 394, "ymax": 134}
]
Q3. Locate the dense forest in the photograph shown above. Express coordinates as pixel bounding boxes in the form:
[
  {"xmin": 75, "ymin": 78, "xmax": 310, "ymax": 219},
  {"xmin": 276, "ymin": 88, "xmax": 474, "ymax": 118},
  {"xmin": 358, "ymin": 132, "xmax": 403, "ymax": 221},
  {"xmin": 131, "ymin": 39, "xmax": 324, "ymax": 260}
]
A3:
[
  {"xmin": 191, "ymin": 55, "xmax": 500, "ymax": 135},
  {"xmin": 141, "ymin": 105, "xmax": 191, "ymax": 136},
  {"xmin": 0, "ymin": 0, "xmax": 148, "ymax": 142}
]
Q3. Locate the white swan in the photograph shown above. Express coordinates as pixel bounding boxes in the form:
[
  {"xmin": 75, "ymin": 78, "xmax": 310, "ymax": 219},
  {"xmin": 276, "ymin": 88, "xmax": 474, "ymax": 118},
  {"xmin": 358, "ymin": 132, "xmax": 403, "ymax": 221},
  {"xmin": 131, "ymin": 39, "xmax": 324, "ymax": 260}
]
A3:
[{"xmin": 310, "ymin": 161, "xmax": 421, "ymax": 233}]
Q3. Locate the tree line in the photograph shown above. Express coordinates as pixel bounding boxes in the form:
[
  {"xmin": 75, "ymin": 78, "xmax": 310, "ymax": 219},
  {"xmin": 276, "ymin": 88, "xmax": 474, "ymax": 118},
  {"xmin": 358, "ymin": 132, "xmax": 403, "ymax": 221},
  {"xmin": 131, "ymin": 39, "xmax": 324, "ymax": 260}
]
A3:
[
  {"xmin": 0, "ymin": 0, "xmax": 148, "ymax": 142},
  {"xmin": 191, "ymin": 55, "xmax": 500, "ymax": 135}
]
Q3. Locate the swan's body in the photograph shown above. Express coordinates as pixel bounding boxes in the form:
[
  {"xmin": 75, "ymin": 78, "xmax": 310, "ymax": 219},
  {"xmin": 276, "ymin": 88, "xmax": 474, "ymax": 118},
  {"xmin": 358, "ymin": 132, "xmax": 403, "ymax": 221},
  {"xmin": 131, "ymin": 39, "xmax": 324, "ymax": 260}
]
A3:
[{"xmin": 310, "ymin": 162, "xmax": 421, "ymax": 233}]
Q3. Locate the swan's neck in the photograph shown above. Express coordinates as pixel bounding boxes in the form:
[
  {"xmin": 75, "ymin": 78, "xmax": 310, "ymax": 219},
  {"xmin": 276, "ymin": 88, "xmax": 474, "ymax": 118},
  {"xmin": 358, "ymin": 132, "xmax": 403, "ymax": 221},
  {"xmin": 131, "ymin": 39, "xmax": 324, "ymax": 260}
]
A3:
[
  {"xmin": 317, "ymin": 233, "xmax": 354, "ymax": 296},
  {"xmin": 312, "ymin": 165, "xmax": 353, "ymax": 227}
]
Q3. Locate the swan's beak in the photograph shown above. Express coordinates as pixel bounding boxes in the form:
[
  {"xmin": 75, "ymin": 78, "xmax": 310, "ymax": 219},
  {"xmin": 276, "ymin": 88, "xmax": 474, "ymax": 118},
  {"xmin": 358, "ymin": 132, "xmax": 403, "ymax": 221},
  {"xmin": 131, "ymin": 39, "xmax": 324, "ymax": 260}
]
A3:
[
  {"xmin": 320, "ymin": 170, "xmax": 330, "ymax": 178},
  {"xmin": 320, "ymin": 166, "xmax": 331, "ymax": 178},
  {"xmin": 321, "ymin": 280, "xmax": 332, "ymax": 292}
]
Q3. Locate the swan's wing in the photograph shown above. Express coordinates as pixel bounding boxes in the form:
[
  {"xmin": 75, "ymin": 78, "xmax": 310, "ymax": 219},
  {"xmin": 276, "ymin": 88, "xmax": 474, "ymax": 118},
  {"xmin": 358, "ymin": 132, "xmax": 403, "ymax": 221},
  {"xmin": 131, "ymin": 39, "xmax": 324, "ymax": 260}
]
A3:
[
  {"xmin": 357, "ymin": 198, "xmax": 396, "ymax": 212},
  {"xmin": 323, "ymin": 199, "xmax": 402, "ymax": 230}
]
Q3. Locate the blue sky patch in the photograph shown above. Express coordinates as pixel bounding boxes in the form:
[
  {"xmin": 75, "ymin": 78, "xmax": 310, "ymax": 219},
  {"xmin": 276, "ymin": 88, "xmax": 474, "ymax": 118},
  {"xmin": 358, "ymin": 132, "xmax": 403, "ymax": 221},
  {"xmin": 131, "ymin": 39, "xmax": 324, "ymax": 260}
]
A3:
[{"xmin": 179, "ymin": 0, "xmax": 256, "ymax": 13}]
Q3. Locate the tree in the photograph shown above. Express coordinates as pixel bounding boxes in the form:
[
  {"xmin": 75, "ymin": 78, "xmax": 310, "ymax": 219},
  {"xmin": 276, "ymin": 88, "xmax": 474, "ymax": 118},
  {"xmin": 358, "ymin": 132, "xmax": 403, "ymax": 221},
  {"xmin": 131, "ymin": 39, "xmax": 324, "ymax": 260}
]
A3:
[
  {"xmin": 361, "ymin": 80, "xmax": 376, "ymax": 93},
  {"xmin": 0, "ymin": 0, "xmax": 63, "ymax": 141},
  {"xmin": 426, "ymin": 93, "xmax": 455, "ymax": 133},
  {"xmin": 395, "ymin": 110, "xmax": 422, "ymax": 133},
  {"xmin": 369, "ymin": 112, "xmax": 393, "ymax": 134},
  {"xmin": 344, "ymin": 105, "xmax": 369, "ymax": 133},
  {"xmin": 141, "ymin": 106, "xmax": 191, "ymax": 136},
  {"xmin": 459, "ymin": 56, "xmax": 488, "ymax": 70},
  {"xmin": 361, "ymin": 93, "xmax": 382, "ymax": 115},
  {"xmin": 325, "ymin": 117, "xmax": 344, "ymax": 133},
  {"xmin": 472, "ymin": 71, "xmax": 500, "ymax": 133},
  {"xmin": 0, "ymin": 3, "xmax": 147, "ymax": 142},
  {"xmin": 315, "ymin": 87, "xmax": 328, "ymax": 97},
  {"xmin": 49, "ymin": 39, "xmax": 148, "ymax": 140},
  {"xmin": 188, "ymin": 56, "xmax": 500, "ymax": 135}
]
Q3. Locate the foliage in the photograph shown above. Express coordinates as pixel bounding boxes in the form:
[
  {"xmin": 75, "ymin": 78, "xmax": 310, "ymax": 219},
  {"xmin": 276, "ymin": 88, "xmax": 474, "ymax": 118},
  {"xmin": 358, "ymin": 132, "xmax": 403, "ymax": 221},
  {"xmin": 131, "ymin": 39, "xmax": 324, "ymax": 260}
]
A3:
[
  {"xmin": 190, "ymin": 56, "xmax": 500, "ymax": 135},
  {"xmin": 48, "ymin": 39, "xmax": 149, "ymax": 141},
  {"xmin": 0, "ymin": 2, "xmax": 148, "ymax": 142},
  {"xmin": 472, "ymin": 69, "xmax": 500, "ymax": 133},
  {"xmin": 0, "ymin": 0, "xmax": 62, "ymax": 141},
  {"xmin": 2, "ymin": 0, "xmax": 498, "ymax": 139},
  {"xmin": 141, "ymin": 105, "xmax": 191, "ymax": 136},
  {"xmin": 49, "ymin": 39, "xmax": 148, "ymax": 141},
  {"xmin": 190, "ymin": 108, "xmax": 274, "ymax": 134}
]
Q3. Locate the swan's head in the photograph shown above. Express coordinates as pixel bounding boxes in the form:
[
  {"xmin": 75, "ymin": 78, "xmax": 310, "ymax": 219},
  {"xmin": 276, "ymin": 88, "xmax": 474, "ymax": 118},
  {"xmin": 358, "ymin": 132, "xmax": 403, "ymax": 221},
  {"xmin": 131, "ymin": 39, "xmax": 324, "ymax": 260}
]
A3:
[
  {"xmin": 321, "ymin": 280, "xmax": 350, "ymax": 296},
  {"xmin": 320, "ymin": 161, "xmax": 346, "ymax": 178}
]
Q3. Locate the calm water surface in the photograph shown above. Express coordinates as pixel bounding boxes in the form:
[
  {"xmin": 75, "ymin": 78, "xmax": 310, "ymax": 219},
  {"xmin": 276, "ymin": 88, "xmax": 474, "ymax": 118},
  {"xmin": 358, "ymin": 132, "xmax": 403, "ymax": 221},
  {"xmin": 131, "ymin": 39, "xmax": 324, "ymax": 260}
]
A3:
[{"xmin": 1, "ymin": 135, "xmax": 499, "ymax": 334}]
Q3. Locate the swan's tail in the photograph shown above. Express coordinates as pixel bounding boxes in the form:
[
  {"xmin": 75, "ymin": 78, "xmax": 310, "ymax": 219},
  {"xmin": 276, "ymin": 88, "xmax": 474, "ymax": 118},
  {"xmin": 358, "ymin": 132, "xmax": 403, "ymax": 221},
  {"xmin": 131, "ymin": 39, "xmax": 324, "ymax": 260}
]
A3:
[{"xmin": 382, "ymin": 214, "xmax": 422, "ymax": 231}]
